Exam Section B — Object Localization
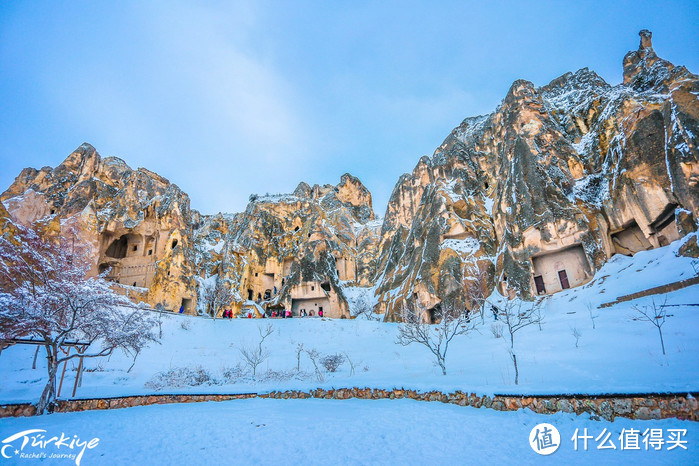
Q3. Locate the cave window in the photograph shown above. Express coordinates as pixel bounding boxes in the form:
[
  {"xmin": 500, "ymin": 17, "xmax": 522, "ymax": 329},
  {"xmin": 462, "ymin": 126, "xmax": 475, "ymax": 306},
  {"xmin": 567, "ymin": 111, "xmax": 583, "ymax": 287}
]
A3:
[
  {"xmin": 308, "ymin": 233, "xmax": 311, "ymax": 238},
  {"xmin": 484, "ymin": 181, "xmax": 489, "ymax": 190},
  {"xmin": 133, "ymin": 282, "xmax": 137, "ymax": 287},
  {"xmin": 428, "ymin": 307, "xmax": 437, "ymax": 323},
  {"xmin": 171, "ymin": 239, "xmax": 178, "ymax": 249},
  {"xmin": 311, "ymin": 285, "xmax": 315, "ymax": 291},
  {"xmin": 167, "ymin": 271, "xmax": 171, "ymax": 277},
  {"xmin": 255, "ymin": 272, "xmax": 258, "ymax": 277},
  {"xmin": 294, "ymin": 226, "xmax": 300, "ymax": 232},
  {"xmin": 50, "ymin": 209, "xmax": 55, "ymax": 215},
  {"xmin": 502, "ymin": 275, "xmax": 507, "ymax": 282},
  {"xmin": 105, "ymin": 236, "xmax": 128, "ymax": 259},
  {"xmin": 132, "ymin": 245, "xmax": 138, "ymax": 252},
  {"xmin": 281, "ymin": 278, "xmax": 285, "ymax": 287},
  {"xmin": 320, "ymin": 282, "xmax": 331, "ymax": 292},
  {"xmin": 247, "ymin": 289, "xmax": 253, "ymax": 300},
  {"xmin": 148, "ymin": 249, "xmax": 153, "ymax": 255}
]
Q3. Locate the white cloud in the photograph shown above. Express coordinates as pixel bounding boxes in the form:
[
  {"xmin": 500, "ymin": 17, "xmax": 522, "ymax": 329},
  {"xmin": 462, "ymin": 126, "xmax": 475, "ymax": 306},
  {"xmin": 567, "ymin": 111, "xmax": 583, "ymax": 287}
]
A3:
[{"xmin": 36, "ymin": 0, "xmax": 314, "ymax": 214}]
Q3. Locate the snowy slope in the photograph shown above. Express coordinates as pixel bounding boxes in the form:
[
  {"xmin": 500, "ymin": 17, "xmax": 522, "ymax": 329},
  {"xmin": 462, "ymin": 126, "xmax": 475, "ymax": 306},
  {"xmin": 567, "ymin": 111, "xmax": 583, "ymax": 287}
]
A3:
[{"xmin": 0, "ymin": 237, "xmax": 698, "ymax": 404}]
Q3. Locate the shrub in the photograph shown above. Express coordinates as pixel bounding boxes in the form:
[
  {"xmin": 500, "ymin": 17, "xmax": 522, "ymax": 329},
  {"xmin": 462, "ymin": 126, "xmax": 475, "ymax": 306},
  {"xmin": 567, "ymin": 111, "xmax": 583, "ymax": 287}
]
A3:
[
  {"xmin": 320, "ymin": 354, "xmax": 345, "ymax": 372},
  {"xmin": 145, "ymin": 367, "xmax": 212, "ymax": 390},
  {"xmin": 490, "ymin": 323, "xmax": 504, "ymax": 339}
]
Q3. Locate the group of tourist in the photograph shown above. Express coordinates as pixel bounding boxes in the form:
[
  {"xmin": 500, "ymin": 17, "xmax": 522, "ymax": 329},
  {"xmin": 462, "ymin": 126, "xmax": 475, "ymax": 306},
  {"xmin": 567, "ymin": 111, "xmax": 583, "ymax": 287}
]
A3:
[
  {"xmin": 218, "ymin": 308, "xmax": 326, "ymax": 319},
  {"xmin": 263, "ymin": 308, "xmax": 324, "ymax": 318}
]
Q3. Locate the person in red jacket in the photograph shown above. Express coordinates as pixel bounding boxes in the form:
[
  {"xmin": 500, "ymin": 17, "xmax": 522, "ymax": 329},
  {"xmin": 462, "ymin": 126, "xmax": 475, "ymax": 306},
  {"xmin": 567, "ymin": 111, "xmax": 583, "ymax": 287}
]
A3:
[{"xmin": 318, "ymin": 309, "xmax": 324, "ymax": 318}]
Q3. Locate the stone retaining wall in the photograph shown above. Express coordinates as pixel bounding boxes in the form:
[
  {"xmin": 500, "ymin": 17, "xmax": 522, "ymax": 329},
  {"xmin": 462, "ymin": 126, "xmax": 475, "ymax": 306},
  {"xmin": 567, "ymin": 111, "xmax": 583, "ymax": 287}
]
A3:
[{"xmin": 1, "ymin": 389, "xmax": 696, "ymax": 421}]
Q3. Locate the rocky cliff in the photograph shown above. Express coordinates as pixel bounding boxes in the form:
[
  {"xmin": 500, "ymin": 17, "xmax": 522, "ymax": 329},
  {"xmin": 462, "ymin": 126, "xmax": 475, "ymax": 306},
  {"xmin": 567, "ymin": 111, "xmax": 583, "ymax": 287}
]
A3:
[
  {"xmin": 373, "ymin": 30, "xmax": 698, "ymax": 319},
  {"xmin": 1, "ymin": 146, "xmax": 379, "ymax": 317},
  {"xmin": 1, "ymin": 30, "xmax": 697, "ymax": 321}
]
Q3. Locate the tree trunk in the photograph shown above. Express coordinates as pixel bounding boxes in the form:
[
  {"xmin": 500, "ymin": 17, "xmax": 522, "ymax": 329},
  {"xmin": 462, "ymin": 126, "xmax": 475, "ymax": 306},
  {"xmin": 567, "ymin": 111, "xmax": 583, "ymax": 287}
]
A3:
[
  {"xmin": 658, "ymin": 327, "xmax": 666, "ymax": 355},
  {"xmin": 36, "ymin": 344, "xmax": 58, "ymax": 415},
  {"xmin": 32, "ymin": 345, "xmax": 40, "ymax": 369},
  {"xmin": 512, "ymin": 352, "xmax": 519, "ymax": 385}
]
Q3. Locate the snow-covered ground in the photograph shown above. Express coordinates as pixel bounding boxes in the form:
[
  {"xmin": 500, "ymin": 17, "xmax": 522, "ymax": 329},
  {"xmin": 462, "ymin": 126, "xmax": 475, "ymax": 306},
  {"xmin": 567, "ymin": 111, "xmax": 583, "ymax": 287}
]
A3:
[
  {"xmin": 1, "ymin": 236, "xmax": 697, "ymax": 403},
  {"xmin": 0, "ymin": 398, "xmax": 695, "ymax": 465}
]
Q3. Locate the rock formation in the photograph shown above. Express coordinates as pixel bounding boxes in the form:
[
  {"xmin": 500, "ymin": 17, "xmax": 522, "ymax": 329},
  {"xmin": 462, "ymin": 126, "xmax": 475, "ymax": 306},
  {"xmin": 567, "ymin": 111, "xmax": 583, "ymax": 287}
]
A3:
[
  {"xmin": 1, "ymin": 149, "xmax": 380, "ymax": 317},
  {"xmin": 373, "ymin": 30, "xmax": 698, "ymax": 319},
  {"xmin": 190, "ymin": 175, "xmax": 379, "ymax": 318},
  {"xmin": 1, "ymin": 144, "xmax": 197, "ymax": 312},
  {"xmin": 1, "ymin": 31, "xmax": 697, "ymax": 321}
]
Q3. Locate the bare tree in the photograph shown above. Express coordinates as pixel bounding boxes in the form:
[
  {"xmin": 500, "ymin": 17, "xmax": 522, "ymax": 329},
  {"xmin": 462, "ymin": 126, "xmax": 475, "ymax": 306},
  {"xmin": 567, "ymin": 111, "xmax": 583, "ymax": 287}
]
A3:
[
  {"xmin": 632, "ymin": 298, "xmax": 669, "ymax": 355},
  {"xmin": 295, "ymin": 343, "xmax": 305, "ymax": 372},
  {"xmin": 463, "ymin": 265, "xmax": 489, "ymax": 324},
  {"xmin": 496, "ymin": 298, "xmax": 542, "ymax": 385},
  {"xmin": 586, "ymin": 302, "xmax": 599, "ymax": 330},
  {"xmin": 532, "ymin": 297, "xmax": 546, "ymax": 331},
  {"xmin": 571, "ymin": 327, "xmax": 582, "ymax": 348},
  {"xmin": 238, "ymin": 323, "xmax": 273, "ymax": 377},
  {"xmin": 305, "ymin": 348, "xmax": 325, "ymax": 382},
  {"xmin": 0, "ymin": 222, "xmax": 158, "ymax": 414},
  {"xmin": 343, "ymin": 352, "xmax": 356, "ymax": 376},
  {"xmin": 352, "ymin": 294, "xmax": 379, "ymax": 321},
  {"xmin": 397, "ymin": 300, "xmax": 474, "ymax": 376},
  {"xmin": 201, "ymin": 274, "xmax": 236, "ymax": 319},
  {"xmin": 154, "ymin": 303, "xmax": 167, "ymax": 339}
]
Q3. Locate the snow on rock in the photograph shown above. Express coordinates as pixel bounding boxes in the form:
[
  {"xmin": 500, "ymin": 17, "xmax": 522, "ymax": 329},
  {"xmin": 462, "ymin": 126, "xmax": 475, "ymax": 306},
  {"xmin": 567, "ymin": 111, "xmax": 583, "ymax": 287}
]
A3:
[{"xmin": 440, "ymin": 237, "xmax": 481, "ymax": 256}]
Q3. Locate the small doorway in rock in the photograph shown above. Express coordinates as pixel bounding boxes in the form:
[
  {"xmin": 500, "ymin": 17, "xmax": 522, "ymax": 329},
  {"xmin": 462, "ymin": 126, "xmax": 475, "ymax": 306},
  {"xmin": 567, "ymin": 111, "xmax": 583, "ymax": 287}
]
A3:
[
  {"xmin": 247, "ymin": 289, "xmax": 253, "ymax": 301},
  {"xmin": 180, "ymin": 298, "xmax": 192, "ymax": 313},
  {"xmin": 534, "ymin": 275, "xmax": 546, "ymax": 295},
  {"xmin": 318, "ymin": 306, "xmax": 323, "ymax": 314},
  {"xmin": 558, "ymin": 270, "xmax": 570, "ymax": 289}
]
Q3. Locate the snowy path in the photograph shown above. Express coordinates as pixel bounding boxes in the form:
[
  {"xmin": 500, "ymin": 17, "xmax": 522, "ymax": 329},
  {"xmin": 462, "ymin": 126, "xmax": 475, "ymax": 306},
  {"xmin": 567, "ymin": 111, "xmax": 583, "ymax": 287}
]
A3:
[{"xmin": 0, "ymin": 398, "xmax": 695, "ymax": 465}]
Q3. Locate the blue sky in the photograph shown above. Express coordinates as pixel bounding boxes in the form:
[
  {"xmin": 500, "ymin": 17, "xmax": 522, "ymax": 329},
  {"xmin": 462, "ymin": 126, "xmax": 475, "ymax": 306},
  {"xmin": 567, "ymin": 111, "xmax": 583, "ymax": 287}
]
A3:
[{"xmin": 1, "ymin": 1, "xmax": 697, "ymax": 216}]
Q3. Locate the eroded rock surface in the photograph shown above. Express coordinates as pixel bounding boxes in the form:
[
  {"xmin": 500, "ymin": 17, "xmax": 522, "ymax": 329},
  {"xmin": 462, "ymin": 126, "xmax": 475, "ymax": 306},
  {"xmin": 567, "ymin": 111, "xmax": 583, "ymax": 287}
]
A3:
[{"xmin": 373, "ymin": 30, "xmax": 698, "ymax": 319}]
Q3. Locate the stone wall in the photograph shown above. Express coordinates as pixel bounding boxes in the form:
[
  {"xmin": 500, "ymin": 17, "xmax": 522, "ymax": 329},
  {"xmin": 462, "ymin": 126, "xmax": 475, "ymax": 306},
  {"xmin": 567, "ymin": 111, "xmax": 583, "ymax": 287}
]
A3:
[{"xmin": 1, "ymin": 389, "xmax": 696, "ymax": 421}]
